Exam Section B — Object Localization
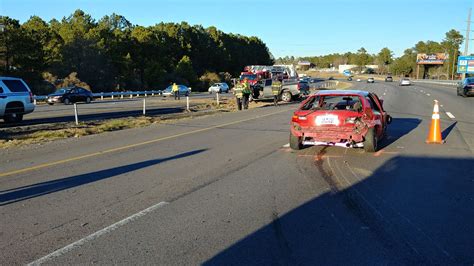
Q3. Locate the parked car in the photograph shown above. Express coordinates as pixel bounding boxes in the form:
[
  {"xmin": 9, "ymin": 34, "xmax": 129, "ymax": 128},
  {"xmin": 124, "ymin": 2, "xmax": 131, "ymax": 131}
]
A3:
[
  {"xmin": 367, "ymin": 77, "xmax": 375, "ymax": 83},
  {"xmin": 162, "ymin": 85, "xmax": 190, "ymax": 97},
  {"xmin": 0, "ymin": 77, "xmax": 35, "ymax": 123},
  {"xmin": 208, "ymin": 83, "xmax": 229, "ymax": 93},
  {"xmin": 385, "ymin": 76, "xmax": 393, "ymax": 82},
  {"xmin": 289, "ymin": 90, "xmax": 391, "ymax": 152},
  {"xmin": 457, "ymin": 77, "xmax": 474, "ymax": 97},
  {"xmin": 47, "ymin": 87, "xmax": 93, "ymax": 105},
  {"xmin": 399, "ymin": 78, "xmax": 411, "ymax": 86}
]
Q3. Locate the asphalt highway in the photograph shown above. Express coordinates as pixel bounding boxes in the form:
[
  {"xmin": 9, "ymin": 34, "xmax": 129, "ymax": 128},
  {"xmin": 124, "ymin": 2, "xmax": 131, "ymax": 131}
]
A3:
[{"xmin": 0, "ymin": 81, "xmax": 473, "ymax": 265}]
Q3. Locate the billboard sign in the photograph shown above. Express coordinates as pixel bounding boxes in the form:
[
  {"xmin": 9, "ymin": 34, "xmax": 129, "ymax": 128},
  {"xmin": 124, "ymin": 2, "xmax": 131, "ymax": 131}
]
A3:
[
  {"xmin": 416, "ymin": 53, "xmax": 448, "ymax": 65},
  {"xmin": 457, "ymin": 56, "xmax": 474, "ymax": 73}
]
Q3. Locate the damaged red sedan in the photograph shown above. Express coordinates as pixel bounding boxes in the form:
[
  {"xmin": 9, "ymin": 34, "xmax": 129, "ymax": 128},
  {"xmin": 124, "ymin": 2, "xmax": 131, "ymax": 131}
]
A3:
[{"xmin": 290, "ymin": 90, "xmax": 391, "ymax": 152}]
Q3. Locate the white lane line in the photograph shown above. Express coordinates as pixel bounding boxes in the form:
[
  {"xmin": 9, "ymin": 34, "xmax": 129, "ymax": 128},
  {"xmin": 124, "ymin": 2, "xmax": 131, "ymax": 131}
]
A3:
[
  {"xmin": 445, "ymin": 112, "xmax": 455, "ymax": 119},
  {"xmin": 28, "ymin": 201, "xmax": 169, "ymax": 265},
  {"xmin": 282, "ymin": 143, "xmax": 290, "ymax": 148}
]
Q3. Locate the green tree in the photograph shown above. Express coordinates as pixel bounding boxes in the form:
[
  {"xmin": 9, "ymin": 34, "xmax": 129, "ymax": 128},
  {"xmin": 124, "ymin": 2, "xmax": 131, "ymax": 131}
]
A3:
[
  {"xmin": 174, "ymin": 55, "xmax": 197, "ymax": 86},
  {"xmin": 442, "ymin": 29, "xmax": 463, "ymax": 79},
  {"xmin": 377, "ymin": 47, "xmax": 393, "ymax": 74},
  {"xmin": 355, "ymin": 47, "xmax": 369, "ymax": 72}
]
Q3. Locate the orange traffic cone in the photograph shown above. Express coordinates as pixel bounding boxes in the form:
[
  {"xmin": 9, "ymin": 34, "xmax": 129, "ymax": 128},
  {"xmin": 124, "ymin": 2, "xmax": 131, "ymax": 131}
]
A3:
[{"xmin": 426, "ymin": 100, "xmax": 443, "ymax": 144}]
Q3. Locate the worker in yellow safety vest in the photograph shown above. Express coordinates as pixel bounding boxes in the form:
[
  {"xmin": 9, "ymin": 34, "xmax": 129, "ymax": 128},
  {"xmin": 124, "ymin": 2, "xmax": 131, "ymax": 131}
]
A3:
[
  {"xmin": 233, "ymin": 83, "xmax": 243, "ymax": 110},
  {"xmin": 271, "ymin": 77, "xmax": 281, "ymax": 106},
  {"xmin": 172, "ymin": 83, "xmax": 179, "ymax": 100},
  {"xmin": 241, "ymin": 78, "xmax": 251, "ymax": 110}
]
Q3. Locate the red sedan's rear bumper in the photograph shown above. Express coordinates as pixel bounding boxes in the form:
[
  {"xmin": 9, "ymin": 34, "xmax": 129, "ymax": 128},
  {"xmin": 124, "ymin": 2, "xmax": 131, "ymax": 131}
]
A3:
[{"xmin": 290, "ymin": 123, "xmax": 368, "ymax": 143}]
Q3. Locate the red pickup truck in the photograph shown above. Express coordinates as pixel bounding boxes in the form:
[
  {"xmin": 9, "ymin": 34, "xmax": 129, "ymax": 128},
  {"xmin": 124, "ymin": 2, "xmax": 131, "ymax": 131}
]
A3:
[{"xmin": 289, "ymin": 90, "xmax": 392, "ymax": 152}]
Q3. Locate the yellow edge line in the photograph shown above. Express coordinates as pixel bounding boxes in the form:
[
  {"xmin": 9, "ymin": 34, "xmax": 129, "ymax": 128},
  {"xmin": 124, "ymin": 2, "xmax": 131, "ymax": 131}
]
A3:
[{"xmin": 0, "ymin": 108, "xmax": 291, "ymax": 178}]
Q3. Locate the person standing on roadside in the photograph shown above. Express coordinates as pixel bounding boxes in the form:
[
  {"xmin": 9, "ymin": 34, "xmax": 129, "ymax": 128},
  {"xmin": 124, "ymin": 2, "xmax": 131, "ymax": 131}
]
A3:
[
  {"xmin": 172, "ymin": 83, "xmax": 179, "ymax": 100},
  {"xmin": 233, "ymin": 82, "xmax": 243, "ymax": 110},
  {"xmin": 242, "ymin": 78, "xmax": 251, "ymax": 110},
  {"xmin": 271, "ymin": 76, "xmax": 281, "ymax": 106}
]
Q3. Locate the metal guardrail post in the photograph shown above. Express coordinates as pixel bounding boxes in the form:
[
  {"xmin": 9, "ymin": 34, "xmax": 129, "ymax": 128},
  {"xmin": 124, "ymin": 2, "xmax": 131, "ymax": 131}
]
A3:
[
  {"xmin": 121, "ymin": 94, "xmax": 123, "ymax": 99},
  {"xmin": 73, "ymin": 103, "xmax": 79, "ymax": 125},
  {"xmin": 145, "ymin": 91, "xmax": 147, "ymax": 97},
  {"xmin": 186, "ymin": 96, "xmax": 190, "ymax": 112},
  {"xmin": 101, "ymin": 93, "xmax": 104, "ymax": 100},
  {"xmin": 130, "ymin": 92, "xmax": 133, "ymax": 99},
  {"xmin": 111, "ymin": 93, "xmax": 114, "ymax": 99},
  {"xmin": 216, "ymin": 92, "xmax": 220, "ymax": 106},
  {"xmin": 143, "ymin": 98, "xmax": 146, "ymax": 115}
]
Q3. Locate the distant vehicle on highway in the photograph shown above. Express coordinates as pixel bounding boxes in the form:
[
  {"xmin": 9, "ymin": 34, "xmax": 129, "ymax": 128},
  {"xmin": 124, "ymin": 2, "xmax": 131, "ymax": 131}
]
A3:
[
  {"xmin": 289, "ymin": 90, "xmax": 391, "ymax": 152},
  {"xmin": 328, "ymin": 77, "xmax": 335, "ymax": 80},
  {"xmin": 0, "ymin": 77, "xmax": 35, "ymax": 123},
  {"xmin": 162, "ymin": 85, "xmax": 190, "ymax": 97},
  {"xmin": 356, "ymin": 78, "xmax": 362, "ymax": 82},
  {"xmin": 367, "ymin": 77, "xmax": 375, "ymax": 83},
  {"xmin": 457, "ymin": 77, "xmax": 474, "ymax": 97},
  {"xmin": 47, "ymin": 87, "xmax": 93, "ymax": 105},
  {"xmin": 399, "ymin": 78, "xmax": 411, "ymax": 86},
  {"xmin": 208, "ymin": 83, "xmax": 229, "ymax": 94},
  {"xmin": 385, "ymin": 76, "xmax": 393, "ymax": 82}
]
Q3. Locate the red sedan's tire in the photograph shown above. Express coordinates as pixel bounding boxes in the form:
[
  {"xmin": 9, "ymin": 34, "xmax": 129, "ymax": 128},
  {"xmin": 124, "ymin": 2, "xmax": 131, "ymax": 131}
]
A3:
[
  {"xmin": 363, "ymin": 128, "xmax": 378, "ymax": 152},
  {"xmin": 289, "ymin": 133, "xmax": 303, "ymax": 150}
]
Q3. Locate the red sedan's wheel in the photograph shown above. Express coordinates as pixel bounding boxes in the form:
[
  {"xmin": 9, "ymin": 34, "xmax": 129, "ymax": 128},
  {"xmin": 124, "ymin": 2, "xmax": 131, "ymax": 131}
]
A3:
[
  {"xmin": 363, "ymin": 128, "xmax": 378, "ymax": 152},
  {"xmin": 289, "ymin": 133, "xmax": 303, "ymax": 150}
]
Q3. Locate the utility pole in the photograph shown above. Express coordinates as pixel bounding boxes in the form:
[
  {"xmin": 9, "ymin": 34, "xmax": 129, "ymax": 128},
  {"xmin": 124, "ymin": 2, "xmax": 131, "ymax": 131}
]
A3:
[{"xmin": 463, "ymin": 8, "xmax": 472, "ymax": 79}]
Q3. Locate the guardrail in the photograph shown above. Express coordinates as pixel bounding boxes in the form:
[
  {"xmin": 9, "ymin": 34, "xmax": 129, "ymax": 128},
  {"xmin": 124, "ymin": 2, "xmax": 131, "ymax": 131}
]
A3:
[
  {"xmin": 313, "ymin": 81, "xmax": 340, "ymax": 89},
  {"xmin": 411, "ymin": 79, "xmax": 459, "ymax": 86},
  {"xmin": 34, "ymin": 90, "xmax": 163, "ymax": 101}
]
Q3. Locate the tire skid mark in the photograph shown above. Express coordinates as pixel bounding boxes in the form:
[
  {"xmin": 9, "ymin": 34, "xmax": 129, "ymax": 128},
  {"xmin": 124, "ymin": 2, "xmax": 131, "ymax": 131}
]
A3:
[
  {"xmin": 331, "ymin": 159, "xmax": 427, "ymax": 264},
  {"xmin": 343, "ymin": 160, "xmax": 453, "ymax": 262}
]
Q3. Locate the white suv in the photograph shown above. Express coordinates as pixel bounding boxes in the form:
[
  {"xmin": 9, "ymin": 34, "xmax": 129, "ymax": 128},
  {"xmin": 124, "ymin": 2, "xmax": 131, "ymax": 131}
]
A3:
[
  {"xmin": 0, "ymin": 77, "xmax": 35, "ymax": 123},
  {"xmin": 208, "ymin": 83, "xmax": 229, "ymax": 93}
]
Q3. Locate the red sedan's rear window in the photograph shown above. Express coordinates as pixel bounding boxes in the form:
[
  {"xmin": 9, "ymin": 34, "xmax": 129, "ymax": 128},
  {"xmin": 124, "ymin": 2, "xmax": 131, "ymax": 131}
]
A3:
[{"xmin": 302, "ymin": 95, "xmax": 362, "ymax": 112}]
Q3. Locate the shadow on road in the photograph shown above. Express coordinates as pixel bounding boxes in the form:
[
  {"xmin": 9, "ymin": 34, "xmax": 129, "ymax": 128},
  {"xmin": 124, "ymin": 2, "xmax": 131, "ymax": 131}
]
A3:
[
  {"xmin": 442, "ymin": 121, "xmax": 457, "ymax": 140},
  {"xmin": 0, "ymin": 149, "xmax": 207, "ymax": 206},
  {"xmin": 379, "ymin": 118, "xmax": 421, "ymax": 149},
  {"xmin": 205, "ymin": 156, "xmax": 474, "ymax": 265}
]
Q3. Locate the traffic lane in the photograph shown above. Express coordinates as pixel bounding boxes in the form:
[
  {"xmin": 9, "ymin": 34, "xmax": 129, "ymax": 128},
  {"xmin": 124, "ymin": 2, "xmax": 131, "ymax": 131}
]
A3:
[
  {"xmin": 0, "ymin": 102, "xmax": 292, "ymax": 173},
  {"xmin": 43, "ymin": 127, "xmax": 473, "ymax": 264},
  {"xmin": 0, "ymin": 105, "xmax": 295, "ymax": 264},
  {"xmin": 384, "ymin": 82, "xmax": 474, "ymax": 151},
  {"xmin": 41, "ymin": 140, "xmax": 413, "ymax": 265}
]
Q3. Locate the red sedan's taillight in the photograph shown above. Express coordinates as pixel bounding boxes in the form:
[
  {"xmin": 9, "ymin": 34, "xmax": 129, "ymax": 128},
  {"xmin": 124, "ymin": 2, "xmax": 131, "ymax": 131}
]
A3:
[
  {"xmin": 292, "ymin": 115, "xmax": 299, "ymax": 122},
  {"xmin": 29, "ymin": 92, "xmax": 34, "ymax": 103}
]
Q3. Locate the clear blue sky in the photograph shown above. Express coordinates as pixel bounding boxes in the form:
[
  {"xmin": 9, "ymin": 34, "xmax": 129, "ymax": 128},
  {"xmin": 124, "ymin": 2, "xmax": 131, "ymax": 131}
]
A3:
[{"xmin": 1, "ymin": 0, "xmax": 472, "ymax": 58}]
